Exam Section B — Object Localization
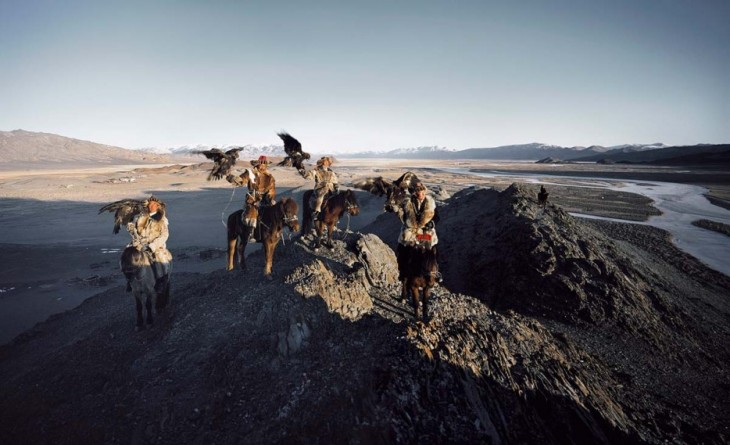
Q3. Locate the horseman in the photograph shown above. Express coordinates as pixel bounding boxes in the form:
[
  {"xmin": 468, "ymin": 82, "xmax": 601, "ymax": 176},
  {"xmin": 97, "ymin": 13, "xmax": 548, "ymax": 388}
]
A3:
[
  {"xmin": 395, "ymin": 182, "xmax": 439, "ymax": 289},
  {"xmin": 243, "ymin": 155, "xmax": 277, "ymax": 239},
  {"xmin": 126, "ymin": 196, "xmax": 173, "ymax": 292},
  {"xmin": 298, "ymin": 156, "xmax": 338, "ymax": 222}
]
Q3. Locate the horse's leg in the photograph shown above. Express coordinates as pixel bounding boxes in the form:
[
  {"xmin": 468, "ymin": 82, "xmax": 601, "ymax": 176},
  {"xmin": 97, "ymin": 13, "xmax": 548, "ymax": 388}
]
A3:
[
  {"xmin": 238, "ymin": 230, "xmax": 249, "ymax": 271},
  {"xmin": 412, "ymin": 282, "xmax": 421, "ymax": 320},
  {"xmin": 422, "ymin": 285, "xmax": 431, "ymax": 323},
  {"xmin": 263, "ymin": 239, "xmax": 275, "ymax": 280},
  {"xmin": 146, "ymin": 293, "xmax": 154, "ymax": 325},
  {"xmin": 313, "ymin": 221, "xmax": 323, "ymax": 250},
  {"xmin": 227, "ymin": 234, "xmax": 237, "ymax": 271},
  {"xmin": 400, "ymin": 278, "xmax": 409, "ymax": 302},
  {"xmin": 135, "ymin": 294, "xmax": 144, "ymax": 330},
  {"xmin": 325, "ymin": 220, "xmax": 335, "ymax": 249}
]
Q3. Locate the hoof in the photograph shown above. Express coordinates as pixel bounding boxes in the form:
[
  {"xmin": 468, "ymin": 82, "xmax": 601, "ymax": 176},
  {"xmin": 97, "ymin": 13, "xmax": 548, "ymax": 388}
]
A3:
[{"xmin": 265, "ymin": 274, "xmax": 273, "ymax": 281}]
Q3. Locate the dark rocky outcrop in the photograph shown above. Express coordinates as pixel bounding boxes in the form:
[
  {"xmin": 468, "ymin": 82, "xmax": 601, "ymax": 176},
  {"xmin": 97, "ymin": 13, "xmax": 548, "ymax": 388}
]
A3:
[{"xmin": 1, "ymin": 184, "xmax": 728, "ymax": 444}]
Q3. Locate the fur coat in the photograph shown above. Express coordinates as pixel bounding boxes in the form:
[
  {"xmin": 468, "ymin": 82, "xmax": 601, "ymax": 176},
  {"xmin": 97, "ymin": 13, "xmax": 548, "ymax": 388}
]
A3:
[
  {"xmin": 128, "ymin": 212, "xmax": 173, "ymax": 263},
  {"xmin": 301, "ymin": 167, "xmax": 338, "ymax": 194},
  {"xmin": 397, "ymin": 194, "xmax": 438, "ymax": 248}
]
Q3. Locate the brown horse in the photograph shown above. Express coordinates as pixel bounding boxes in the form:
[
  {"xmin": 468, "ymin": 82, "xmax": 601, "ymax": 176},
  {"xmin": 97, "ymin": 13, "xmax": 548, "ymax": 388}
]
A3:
[
  {"xmin": 120, "ymin": 246, "xmax": 170, "ymax": 330},
  {"xmin": 226, "ymin": 197, "xmax": 299, "ymax": 279},
  {"xmin": 301, "ymin": 189, "xmax": 360, "ymax": 250}
]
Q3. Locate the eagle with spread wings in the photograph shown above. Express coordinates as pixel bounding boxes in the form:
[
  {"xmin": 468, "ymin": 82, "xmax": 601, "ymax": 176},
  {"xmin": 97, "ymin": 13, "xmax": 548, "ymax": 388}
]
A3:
[
  {"xmin": 196, "ymin": 147, "xmax": 245, "ymax": 180},
  {"xmin": 98, "ymin": 199, "xmax": 149, "ymax": 234},
  {"xmin": 276, "ymin": 132, "xmax": 310, "ymax": 170}
]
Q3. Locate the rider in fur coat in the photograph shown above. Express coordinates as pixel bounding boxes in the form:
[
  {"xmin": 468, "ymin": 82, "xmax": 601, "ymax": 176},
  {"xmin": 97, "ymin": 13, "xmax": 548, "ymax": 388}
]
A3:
[
  {"xmin": 127, "ymin": 196, "xmax": 172, "ymax": 291},
  {"xmin": 299, "ymin": 156, "xmax": 338, "ymax": 220},
  {"xmin": 397, "ymin": 182, "xmax": 438, "ymax": 248}
]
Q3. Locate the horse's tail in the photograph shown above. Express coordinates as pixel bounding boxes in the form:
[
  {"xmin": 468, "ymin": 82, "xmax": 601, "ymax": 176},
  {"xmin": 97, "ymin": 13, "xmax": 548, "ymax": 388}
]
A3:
[{"xmin": 302, "ymin": 190, "xmax": 313, "ymax": 234}]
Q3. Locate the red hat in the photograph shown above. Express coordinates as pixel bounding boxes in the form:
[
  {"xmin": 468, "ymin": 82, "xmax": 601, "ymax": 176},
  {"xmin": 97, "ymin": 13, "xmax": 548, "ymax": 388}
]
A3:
[{"xmin": 258, "ymin": 155, "xmax": 268, "ymax": 163}]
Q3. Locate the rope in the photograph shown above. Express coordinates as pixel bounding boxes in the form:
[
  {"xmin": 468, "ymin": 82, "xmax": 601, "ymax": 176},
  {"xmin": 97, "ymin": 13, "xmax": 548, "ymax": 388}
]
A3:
[{"xmin": 220, "ymin": 186, "xmax": 238, "ymax": 228}]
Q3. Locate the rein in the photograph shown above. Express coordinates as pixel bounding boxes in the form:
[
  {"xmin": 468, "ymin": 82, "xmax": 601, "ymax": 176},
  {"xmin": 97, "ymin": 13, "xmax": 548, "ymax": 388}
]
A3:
[{"xmin": 221, "ymin": 187, "xmax": 238, "ymax": 228}]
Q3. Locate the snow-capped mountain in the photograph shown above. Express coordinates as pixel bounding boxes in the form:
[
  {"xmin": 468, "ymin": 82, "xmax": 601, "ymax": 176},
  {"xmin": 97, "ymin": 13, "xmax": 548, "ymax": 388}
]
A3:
[{"xmin": 138, "ymin": 144, "xmax": 286, "ymax": 157}]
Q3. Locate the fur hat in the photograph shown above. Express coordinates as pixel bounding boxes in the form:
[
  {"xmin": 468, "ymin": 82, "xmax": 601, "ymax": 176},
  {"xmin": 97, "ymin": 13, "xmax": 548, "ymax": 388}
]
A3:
[
  {"xmin": 251, "ymin": 155, "xmax": 272, "ymax": 167},
  {"xmin": 413, "ymin": 182, "xmax": 427, "ymax": 193},
  {"xmin": 317, "ymin": 156, "xmax": 333, "ymax": 167}
]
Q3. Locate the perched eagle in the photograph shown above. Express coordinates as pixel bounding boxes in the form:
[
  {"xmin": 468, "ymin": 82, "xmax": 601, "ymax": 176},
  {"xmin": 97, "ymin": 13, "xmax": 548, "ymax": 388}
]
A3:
[
  {"xmin": 196, "ymin": 147, "xmax": 245, "ymax": 180},
  {"xmin": 276, "ymin": 132, "xmax": 311, "ymax": 170},
  {"xmin": 352, "ymin": 177, "xmax": 392, "ymax": 197},
  {"xmin": 98, "ymin": 199, "xmax": 148, "ymax": 234},
  {"xmin": 353, "ymin": 171, "xmax": 421, "ymax": 197}
]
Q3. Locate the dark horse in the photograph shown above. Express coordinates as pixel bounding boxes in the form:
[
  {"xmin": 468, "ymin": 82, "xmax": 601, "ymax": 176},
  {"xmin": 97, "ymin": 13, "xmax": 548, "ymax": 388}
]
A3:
[
  {"xmin": 226, "ymin": 197, "xmax": 299, "ymax": 279},
  {"xmin": 301, "ymin": 189, "xmax": 360, "ymax": 250},
  {"xmin": 120, "ymin": 247, "xmax": 170, "ymax": 330}
]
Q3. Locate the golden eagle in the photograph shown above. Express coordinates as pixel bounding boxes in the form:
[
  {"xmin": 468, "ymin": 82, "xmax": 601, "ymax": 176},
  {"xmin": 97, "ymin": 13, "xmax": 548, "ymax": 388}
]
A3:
[
  {"xmin": 196, "ymin": 147, "xmax": 245, "ymax": 180},
  {"xmin": 353, "ymin": 171, "xmax": 421, "ymax": 196},
  {"xmin": 99, "ymin": 197, "xmax": 166, "ymax": 234},
  {"xmin": 276, "ymin": 132, "xmax": 311, "ymax": 170},
  {"xmin": 98, "ymin": 199, "xmax": 148, "ymax": 234}
]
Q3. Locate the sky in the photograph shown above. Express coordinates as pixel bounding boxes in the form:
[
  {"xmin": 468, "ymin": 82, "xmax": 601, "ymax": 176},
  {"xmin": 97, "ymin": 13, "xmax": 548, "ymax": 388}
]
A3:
[{"xmin": 1, "ymin": 0, "xmax": 728, "ymax": 152}]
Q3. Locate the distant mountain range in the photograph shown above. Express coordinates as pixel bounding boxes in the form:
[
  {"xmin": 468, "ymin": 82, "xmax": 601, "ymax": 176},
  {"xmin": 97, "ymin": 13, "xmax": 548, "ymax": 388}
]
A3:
[
  {"xmin": 343, "ymin": 143, "xmax": 669, "ymax": 160},
  {"xmin": 2, "ymin": 129, "xmax": 727, "ymax": 167},
  {"xmin": 0, "ymin": 129, "xmax": 177, "ymax": 167},
  {"xmin": 140, "ymin": 144, "xmax": 286, "ymax": 158}
]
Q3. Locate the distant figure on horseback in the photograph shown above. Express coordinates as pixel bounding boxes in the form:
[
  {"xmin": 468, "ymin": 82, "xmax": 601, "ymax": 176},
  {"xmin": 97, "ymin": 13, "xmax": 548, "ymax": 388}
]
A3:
[
  {"xmin": 298, "ymin": 156, "xmax": 338, "ymax": 224},
  {"xmin": 126, "ymin": 196, "xmax": 173, "ymax": 295},
  {"xmin": 538, "ymin": 185, "xmax": 549, "ymax": 207},
  {"xmin": 228, "ymin": 155, "xmax": 277, "ymax": 241}
]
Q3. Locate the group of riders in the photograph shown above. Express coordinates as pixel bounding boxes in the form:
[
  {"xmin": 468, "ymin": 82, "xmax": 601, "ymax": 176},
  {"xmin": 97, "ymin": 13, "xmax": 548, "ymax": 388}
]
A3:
[{"xmin": 124, "ymin": 154, "xmax": 439, "ymax": 298}]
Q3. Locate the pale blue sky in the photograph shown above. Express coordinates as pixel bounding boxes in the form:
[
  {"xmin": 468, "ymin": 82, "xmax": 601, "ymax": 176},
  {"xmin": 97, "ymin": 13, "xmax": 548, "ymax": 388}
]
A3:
[{"xmin": 1, "ymin": 0, "xmax": 728, "ymax": 152}]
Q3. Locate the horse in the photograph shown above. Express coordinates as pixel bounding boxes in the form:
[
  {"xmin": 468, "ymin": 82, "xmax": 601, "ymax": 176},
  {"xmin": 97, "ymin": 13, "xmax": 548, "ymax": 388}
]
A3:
[
  {"xmin": 397, "ymin": 244, "xmax": 439, "ymax": 322},
  {"xmin": 226, "ymin": 197, "xmax": 299, "ymax": 279},
  {"xmin": 120, "ymin": 246, "xmax": 170, "ymax": 330},
  {"xmin": 301, "ymin": 189, "xmax": 360, "ymax": 250}
]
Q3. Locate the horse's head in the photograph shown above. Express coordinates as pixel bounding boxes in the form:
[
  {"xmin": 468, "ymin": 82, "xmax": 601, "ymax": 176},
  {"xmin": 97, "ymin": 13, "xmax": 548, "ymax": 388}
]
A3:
[
  {"xmin": 342, "ymin": 189, "xmax": 360, "ymax": 216},
  {"xmin": 385, "ymin": 186, "xmax": 409, "ymax": 213},
  {"xmin": 279, "ymin": 197, "xmax": 300, "ymax": 233}
]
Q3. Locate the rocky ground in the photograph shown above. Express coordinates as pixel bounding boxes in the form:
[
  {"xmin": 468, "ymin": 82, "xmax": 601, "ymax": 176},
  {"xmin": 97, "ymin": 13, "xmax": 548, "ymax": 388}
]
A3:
[{"xmin": 1, "ymin": 184, "xmax": 728, "ymax": 444}]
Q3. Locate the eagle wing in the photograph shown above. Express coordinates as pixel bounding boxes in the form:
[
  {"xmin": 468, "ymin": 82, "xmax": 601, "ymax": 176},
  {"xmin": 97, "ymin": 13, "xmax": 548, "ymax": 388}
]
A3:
[
  {"xmin": 197, "ymin": 148, "xmax": 241, "ymax": 180},
  {"xmin": 352, "ymin": 177, "xmax": 393, "ymax": 197},
  {"xmin": 277, "ymin": 132, "xmax": 302, "ymax": 157},
  {"xmin": 393, "ymin": 171, "xmax": 420, "ymax": 192},
  {"xmin": 196, "ymin": 148, "xmax": 225, "ymax": 162},
  {"xmin": 98, "ymin": 199, "xmax": 148, "ymax": 234},
  {"xmin": 277, "ymin": 132, "xmax": 311, "ymax": 169},
  {"xmin": 225, "ymin": 147, "xmax": 244, "ymax": 159}
]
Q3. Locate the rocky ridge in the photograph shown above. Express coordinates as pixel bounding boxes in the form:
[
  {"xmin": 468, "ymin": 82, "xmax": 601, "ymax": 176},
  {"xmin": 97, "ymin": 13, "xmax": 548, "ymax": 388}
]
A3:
[{"xmin": 0, "ymin": 184, "xmax": 728, "ymax": 444}]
